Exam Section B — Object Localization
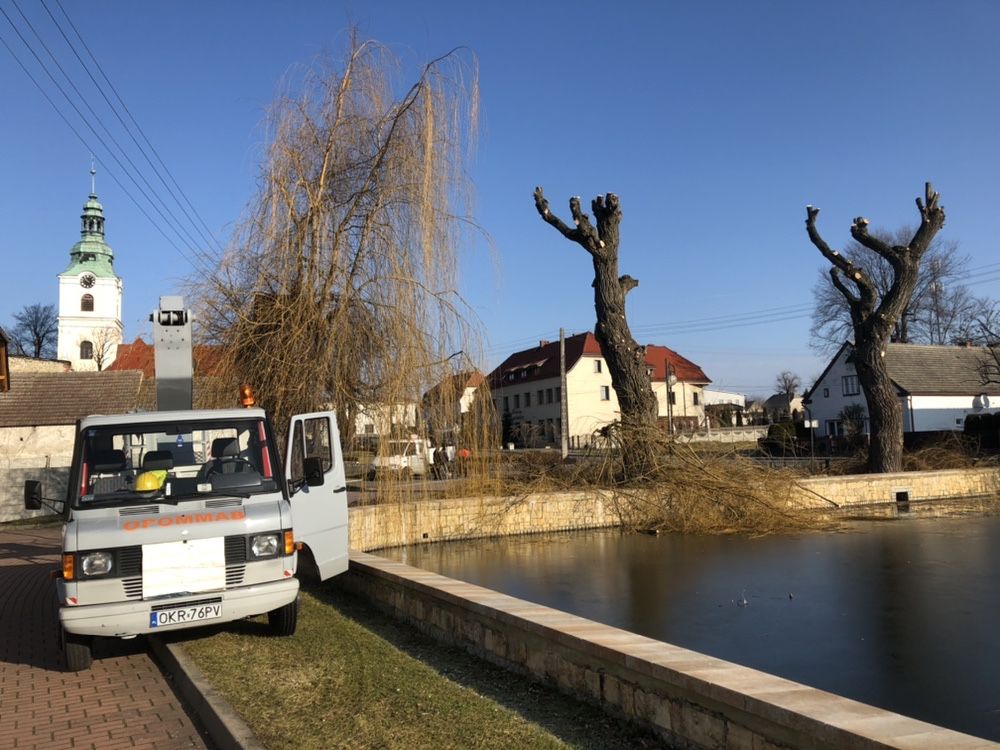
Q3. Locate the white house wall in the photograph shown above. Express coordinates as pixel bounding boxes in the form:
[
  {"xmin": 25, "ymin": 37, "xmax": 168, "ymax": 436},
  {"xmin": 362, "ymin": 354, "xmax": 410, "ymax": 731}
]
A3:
[
  {"xmin": 907, "ymin": 394, "xmax": 999, "ymax": 431},
  {"xmin": 808, "ymin": 347, "xmax": 886, "ymax": 436}
]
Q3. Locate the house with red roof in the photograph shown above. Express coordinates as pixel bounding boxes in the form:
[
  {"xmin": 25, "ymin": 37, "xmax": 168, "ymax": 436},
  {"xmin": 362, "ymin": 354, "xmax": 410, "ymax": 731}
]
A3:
[
  {"xmin": 107, "ymin": 337, "xmax": 224, "ymax": 377},
  {"xmin": 487, "ymin": 332, "xmax": 711, "ymax": 448}
]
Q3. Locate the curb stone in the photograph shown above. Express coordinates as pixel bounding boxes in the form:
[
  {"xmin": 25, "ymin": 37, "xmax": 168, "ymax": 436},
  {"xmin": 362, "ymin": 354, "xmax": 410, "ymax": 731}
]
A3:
[{"xmin": 148, "ymin": 635, "xmax": 265, "ymax": 750}]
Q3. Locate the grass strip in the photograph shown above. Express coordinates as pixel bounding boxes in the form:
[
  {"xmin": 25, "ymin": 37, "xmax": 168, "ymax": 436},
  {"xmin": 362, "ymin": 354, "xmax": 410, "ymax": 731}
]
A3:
[{"xmin": 180, "ymin": 587, "xmax": 662, "ymax": 750}]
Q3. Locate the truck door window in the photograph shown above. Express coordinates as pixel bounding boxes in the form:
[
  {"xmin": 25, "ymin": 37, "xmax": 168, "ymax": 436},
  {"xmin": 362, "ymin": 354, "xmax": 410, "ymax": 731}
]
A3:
[{"xmin": 303, "ymin": 417, "xmax": 333, "ymax": 472}]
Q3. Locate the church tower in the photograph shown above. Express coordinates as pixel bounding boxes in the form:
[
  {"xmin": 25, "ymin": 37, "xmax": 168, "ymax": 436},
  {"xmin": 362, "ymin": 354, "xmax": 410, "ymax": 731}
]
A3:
[{"xmin": 57, "ymin": 168, "xmax": 123, "ymax": 371}]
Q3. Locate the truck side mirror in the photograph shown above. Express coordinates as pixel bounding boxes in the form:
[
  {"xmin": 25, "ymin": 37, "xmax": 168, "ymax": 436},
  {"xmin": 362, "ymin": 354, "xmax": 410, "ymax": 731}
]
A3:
[
  {"xmin": 24, "ymin": 480, "xmax": 42, "ymax": 510},
  {"xmin": 303, "ymin": 456, "xmax": 325, "ymax": 487}
]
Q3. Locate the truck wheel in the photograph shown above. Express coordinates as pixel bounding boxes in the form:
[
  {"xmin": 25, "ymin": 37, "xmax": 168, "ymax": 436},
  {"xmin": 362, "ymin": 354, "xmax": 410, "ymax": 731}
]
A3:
[
  {"xmin": 64, "ymin": 631, "xmax": 93, "ymax": 671},
  {"xmin": 268, "ymin": 597, "xmax": 298, "ymax": 636}
]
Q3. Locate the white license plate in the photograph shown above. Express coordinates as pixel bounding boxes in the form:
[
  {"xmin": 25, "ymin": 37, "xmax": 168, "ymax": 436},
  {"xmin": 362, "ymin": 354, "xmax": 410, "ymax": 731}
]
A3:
[{"xmin": 149, "ymin": 603, "xmax": 222, "ymax": 628}]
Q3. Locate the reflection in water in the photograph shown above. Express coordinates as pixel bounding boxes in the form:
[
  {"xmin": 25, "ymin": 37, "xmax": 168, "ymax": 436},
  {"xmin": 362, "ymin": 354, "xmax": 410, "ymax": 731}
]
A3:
[{"xmin": 387, "ymin": 517, "xmax": 1000, "ymax": 741}]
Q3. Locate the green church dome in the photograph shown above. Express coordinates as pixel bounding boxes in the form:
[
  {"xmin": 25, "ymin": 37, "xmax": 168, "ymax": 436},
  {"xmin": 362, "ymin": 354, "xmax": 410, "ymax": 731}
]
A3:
[{"xmin": 61, "ymin": 187, "xmax": 117, "ymax": 279}]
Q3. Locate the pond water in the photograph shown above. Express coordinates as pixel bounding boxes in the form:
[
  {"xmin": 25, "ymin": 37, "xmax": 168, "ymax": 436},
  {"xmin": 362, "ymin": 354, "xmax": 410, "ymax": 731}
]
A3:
[{"xmin": 385, "ymin": 516, "xmax": 1000, "ymax": 741}]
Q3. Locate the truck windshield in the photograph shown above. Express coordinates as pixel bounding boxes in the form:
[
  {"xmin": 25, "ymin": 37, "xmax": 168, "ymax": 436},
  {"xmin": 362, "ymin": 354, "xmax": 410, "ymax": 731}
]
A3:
[{"xmin": 74, "ymin": 417, "xmax": 279, "ymax": 507}]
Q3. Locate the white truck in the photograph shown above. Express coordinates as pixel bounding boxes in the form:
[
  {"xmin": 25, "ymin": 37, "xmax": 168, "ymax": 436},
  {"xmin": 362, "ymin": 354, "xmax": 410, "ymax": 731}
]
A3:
[
  {"xmin": 24, "ymin": 297, "xmax": 348, "ymax": 670},
  {"xmin": 367, "ymin": 436, "xmax": 435, "ymax": 480}
]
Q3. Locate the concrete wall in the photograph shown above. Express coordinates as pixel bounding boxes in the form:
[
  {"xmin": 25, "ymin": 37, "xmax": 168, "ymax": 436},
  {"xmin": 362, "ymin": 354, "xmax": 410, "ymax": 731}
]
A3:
[
  {"xmin": 9, "ymin": 357, "xmax": 71, "ymax": 373},
  {"xmin": 342, "ymin": 553, "xmax": 989, "ymax": 750},
  {"xmin": 0, "ymin": 424, "xmax": 74, "ymax": 522}
]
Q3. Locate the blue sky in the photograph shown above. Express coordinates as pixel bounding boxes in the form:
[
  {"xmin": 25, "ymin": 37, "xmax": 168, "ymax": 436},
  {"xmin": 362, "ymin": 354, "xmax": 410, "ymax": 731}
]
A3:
[{"xmin": 3, "ymin": 1, "xmax": 1000, "ymax": 397}]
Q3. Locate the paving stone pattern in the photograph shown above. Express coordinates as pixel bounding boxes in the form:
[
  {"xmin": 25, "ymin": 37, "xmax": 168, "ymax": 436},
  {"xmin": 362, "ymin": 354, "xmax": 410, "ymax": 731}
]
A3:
[{"xmin": 0, "ymin": 527, "xmax": 209, "ymax": 749}]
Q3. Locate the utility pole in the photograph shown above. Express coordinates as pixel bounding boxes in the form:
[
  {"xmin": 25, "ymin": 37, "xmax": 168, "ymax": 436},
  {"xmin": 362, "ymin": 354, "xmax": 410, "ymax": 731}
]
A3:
[
  {"xmin": 665, "ymin": 360, "xmax": 676, "ymax": 435},
  {"xmin": 560, "ymin": 328, "xmax": 569, "ymax": 458}
]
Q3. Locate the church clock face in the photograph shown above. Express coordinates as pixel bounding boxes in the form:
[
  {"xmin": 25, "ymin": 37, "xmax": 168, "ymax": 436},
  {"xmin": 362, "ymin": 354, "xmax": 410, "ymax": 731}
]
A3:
[{"xmin": 80, "ymin": 273, "xmax": 96, "ymax": 288}]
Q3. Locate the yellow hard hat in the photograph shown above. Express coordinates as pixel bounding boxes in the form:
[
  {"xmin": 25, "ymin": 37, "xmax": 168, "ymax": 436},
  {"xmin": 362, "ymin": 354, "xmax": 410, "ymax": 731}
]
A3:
[{"xmin": 135, "ymin": 470, "xmax": 166, "ymax": 493}]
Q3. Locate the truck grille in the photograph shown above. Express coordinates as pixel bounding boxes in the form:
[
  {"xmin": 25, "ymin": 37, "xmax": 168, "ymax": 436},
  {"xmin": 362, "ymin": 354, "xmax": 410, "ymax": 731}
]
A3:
[
  {"xmin": 119, "ymin": 505, "xmax": 160, "ymax": 516},
  {"xmin": 119, "ymin": 536, "xmax": 249, "ymax": 598},
  {"xmin": 206, "ymin": 498, "xmax": 243, "ymax": 509},
  {"xmin": 123, "ymin": 577, "xmax": 143, "ymax": 599},
  {"xmin": 225, "ymin": 565, "xmax": 246, "ymax": 586}
]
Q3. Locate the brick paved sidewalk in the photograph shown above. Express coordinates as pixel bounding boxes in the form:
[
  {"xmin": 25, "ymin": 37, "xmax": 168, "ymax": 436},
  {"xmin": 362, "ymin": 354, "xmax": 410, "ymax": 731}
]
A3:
[{"xmin": 0, "ymin": 526, "xmax": 210, "ymax": 749}]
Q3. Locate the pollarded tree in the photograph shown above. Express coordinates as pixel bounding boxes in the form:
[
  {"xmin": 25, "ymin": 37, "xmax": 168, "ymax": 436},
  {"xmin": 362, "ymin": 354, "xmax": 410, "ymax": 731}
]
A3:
[
  {"xmin": 533, "ymin": 188, "xmax": 658, "ymax": 479},
  {"xmin": 805, "ymin": 183, "xmax": 946, "ymax": 473},
  {"xmin": 808, "ymin": 227, "xmax": 986, "ymax": 353}
]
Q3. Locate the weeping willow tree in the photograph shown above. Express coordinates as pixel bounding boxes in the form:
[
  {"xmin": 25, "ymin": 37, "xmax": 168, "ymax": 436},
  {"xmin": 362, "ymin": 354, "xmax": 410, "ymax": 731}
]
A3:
[{"xmin": 194, "ymin": 37, "xmax": 490, "ymax": 458}]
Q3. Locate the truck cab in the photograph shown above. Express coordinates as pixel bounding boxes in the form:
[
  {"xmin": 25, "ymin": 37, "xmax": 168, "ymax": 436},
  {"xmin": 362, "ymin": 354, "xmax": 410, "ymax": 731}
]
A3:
[{"xmin": 23, "ymin": 297, "xmax": 348, "ymax": 670}]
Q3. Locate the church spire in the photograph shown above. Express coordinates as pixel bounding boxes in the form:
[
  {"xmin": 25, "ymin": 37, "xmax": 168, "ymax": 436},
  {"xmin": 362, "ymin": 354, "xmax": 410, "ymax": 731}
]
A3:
[
  {"xmin": 81, "ymin": 165, "xmax": 105, "ymax": 239},
  {"xmin": 62, "ymin": 165, "xmax": 116, "ymax": 275}
]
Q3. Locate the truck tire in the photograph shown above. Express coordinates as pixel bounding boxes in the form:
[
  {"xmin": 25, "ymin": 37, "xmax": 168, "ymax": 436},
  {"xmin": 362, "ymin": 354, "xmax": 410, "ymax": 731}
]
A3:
[
  {"xmin": 64, "ymin": 631, "xmax": 93, "ymax": 671},
  {"xmin": 268, "ymin": 596, "xmax": 298, "ymax": 636}
]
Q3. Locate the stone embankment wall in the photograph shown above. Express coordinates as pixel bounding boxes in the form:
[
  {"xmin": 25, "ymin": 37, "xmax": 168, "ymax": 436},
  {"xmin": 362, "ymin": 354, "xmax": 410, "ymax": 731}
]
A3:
[
  {"xmin": 794, "ymin": 468, "xmax": 998, "ymax": 511},
  {"xmin": 348, "ymin": 468, "xmax": 1000, "ymax": 552},
  {"xmin": 342, "ymin": 553, "xmax": 991, "ymax": 750},
  {"xmin": 349, "ymin": 492, "xmax": 619, "ymax": 551}
]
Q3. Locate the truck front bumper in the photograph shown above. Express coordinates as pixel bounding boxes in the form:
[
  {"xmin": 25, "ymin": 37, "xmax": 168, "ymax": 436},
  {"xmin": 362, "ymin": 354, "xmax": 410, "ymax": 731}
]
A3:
[{"xmin": 59, "ymin": 578, "xmax": 299, "ymax": 637}]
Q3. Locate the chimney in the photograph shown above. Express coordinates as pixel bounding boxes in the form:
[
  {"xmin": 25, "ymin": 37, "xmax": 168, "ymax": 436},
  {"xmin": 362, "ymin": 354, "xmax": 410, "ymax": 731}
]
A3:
[{"xmin": 539, "ymin": 340, "xmax": 550, "ymax": 348}]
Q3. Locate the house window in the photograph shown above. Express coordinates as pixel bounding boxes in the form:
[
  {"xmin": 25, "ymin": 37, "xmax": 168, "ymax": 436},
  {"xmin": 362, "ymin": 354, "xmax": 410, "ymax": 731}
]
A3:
[
  {"xmin": 600, "ymin": 386, "xmax": 610, "ymax": 401},
  {"xmin": 80, "ymin": 340, "xmax": 93, "ymax": 360},
  {"xmin": 538, "ymin": 389, "xmax": 544, "ymax": 404},
  {"xmin": 503, "ymin": 396, "xmax": 509, "ymax": 413},
  {"xmin": 594, "ymin": 360, "xmax": 602, "ymax": 373},
  {"xmin": 514, "ymin": 394, "xmax": 520, "ymax": 409},
  {"xmin": 546, "ymin": 388, "xmax": 553, "ymax": 404},
  {"xmin": 668, "ymin": 391, "xmax": 676, "ymax": 406},
  {"xmin": 693, "ymin": 392, "xmax": 700, "ymax": 406},
  {"xmin": 524, "ymin": 392, "xmax": 531, "ymax": 407},
  {"xmin": 823, "ymin": 388, "xmax": 829, "ymax": 398},
  {"xmin": 555, "ymin": 387, "xmax": 561, "ymax": 403},
  {"xmin": 556, "ymin": 418, "xmax": 561, "ymax": 437},
  {"xmin": 520, "ymin": 370, "xmax": 527, "ymax": 379},
  {"xmin": 842, "ymin": 375, "xmax": 860, "ymax": 396},
  {"xmin": 81, "ymin": 294, "xmax": 94, "ymax": 312},
  {"xmin": 825, "ymin": 420, "xmax": 843, "ymax": 437}
]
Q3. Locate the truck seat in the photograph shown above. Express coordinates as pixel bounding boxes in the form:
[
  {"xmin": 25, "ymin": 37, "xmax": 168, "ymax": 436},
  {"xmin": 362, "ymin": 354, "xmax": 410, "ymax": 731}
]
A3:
[
  {"xmin": 90, "ymin": 449, "xmax": 131, "ymax": 495},
  {"xmin": 142, "ymin": 450, "xmax": 174, "ymax": 470}
]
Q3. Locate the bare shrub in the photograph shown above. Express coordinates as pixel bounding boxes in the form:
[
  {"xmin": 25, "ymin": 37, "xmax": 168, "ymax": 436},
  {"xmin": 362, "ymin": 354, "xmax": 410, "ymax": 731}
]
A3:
[{"xmin": 489, "ymin": 426, "xmax": 831, "ymax": 536}]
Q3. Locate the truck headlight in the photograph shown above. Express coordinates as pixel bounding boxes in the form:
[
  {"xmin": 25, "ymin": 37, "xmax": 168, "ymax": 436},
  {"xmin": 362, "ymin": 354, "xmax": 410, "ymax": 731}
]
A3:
[
  {"xmin": 250, "ymin": 534, "xmax": 279, "ymax": 558},
  {"xmin": 80, "ymin": 551, "xmax": 113, "ymax": 577}
]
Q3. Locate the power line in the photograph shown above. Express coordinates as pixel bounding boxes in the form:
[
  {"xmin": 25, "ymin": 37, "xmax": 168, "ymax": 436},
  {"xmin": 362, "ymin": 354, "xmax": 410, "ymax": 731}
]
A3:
[
  {"xmin": 7, "ymin": 0, "xmax": 208, "ymax": 262},
  {"xmin": 0, "ymin": 27, "xmax": 198, "ymax": 265},
  {"xmin": 47, "ymin": 0, "xmax": 225, "ymax": 258}
]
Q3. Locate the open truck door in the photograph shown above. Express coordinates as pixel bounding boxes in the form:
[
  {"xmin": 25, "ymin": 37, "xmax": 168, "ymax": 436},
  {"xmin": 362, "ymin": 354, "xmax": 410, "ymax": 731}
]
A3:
[{"xmin": 285, "ymin": 411, "xmax": 349, "ymax": 581}]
